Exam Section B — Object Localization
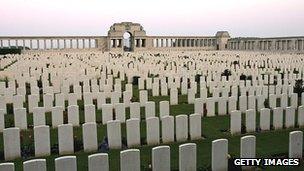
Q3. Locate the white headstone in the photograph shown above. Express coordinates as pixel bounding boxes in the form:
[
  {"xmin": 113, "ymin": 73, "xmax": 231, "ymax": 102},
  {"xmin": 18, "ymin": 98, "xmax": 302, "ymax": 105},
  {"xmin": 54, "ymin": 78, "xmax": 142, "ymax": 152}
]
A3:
[
  {"xmin": 33, "ymin": 107, "xmax": 46, "ymax": 127},
  {"xmin": 230, "ymin": 110, "xmax": 242, "ymax": 134},
  {"xmin": 13, "ymin": 108, "xmax": 27, "ymax": 130},
  {"xmin": 82, "ymin": 122, "xmax": 98, "ymax": 152},
  {"xmin": 88, "ymin": 153, "xmax": 109, "ymax": 171},
  {"xmin": 285, "ymin": 107, "xmax": 295, "ymax": 128},
  {"xmin": 58, "ymin": 124, "xmax": 74, "ymax": 155},
  {"xmin": 176, "ymin": 115, "xmax": 188, "ymax": 142},
  {"xmin": 114, "ymin": 103, "xmax": 126, "ymax": 123},
  {"xmin": 51, "ymin": 106, "xmax": 64, "ymax": 128},
  {"xmin": 179, "ymin": 143, "xmax": 196, "ymax": 171},
  {"xmin": 260, "ymin": 108, "xmax": 270, "ymax": 131},
  {"xmin": 67, "ymin": 105, "xmax": 79, "ymax": 126},
  {"xmin": 152, "ymin": 146, "xmax": 170, "ymax": 171},
  {"xmin": 273, "ymin": 107, "xmax": 283, "ymax": 129},
  {"xmin": 212, "ymin": 139, "xmax": 228, "ymax": 171},
  {"xmin": 245, "ymin": 109, "xmax": 256, "ymax": 132},
  {"xmin": 84, "ymin": 104, "xmax": 96, "ymax": 123},
  {"xmin": 289, "ymin": 131, "xmax": 303, "ymax": 158},
  {"xmin": 161, "ymin": 116, "xmax": 174, "ymax": 143},
  {"xmin": 126, "ymin": 118, "xmax": 140, "ymax": 147},
  {"xmin": 130, "ymin": 102, "xmax": 140, "ymax": 119},
  {"xmin": 107, "ymin": 120, "xmax": 122, "ymax": 149},
  {"xmin": 120, "ymin": 149, "xmax": 140, "ymax": 171},
  {"xmin": 146, "ymin": 117, "xmax": 160, "ymax": 145},
  {"xmin": 23, "ymin": 159, "xmax": 46, "ymax": 171},
  {"xmin": 159, "ymin": 101, "xmax": 170, "ymax": 118},
  {"xmin": 190, "ymin": 113, "xmax": 201, "ymax": 140},
  {"xmin": 34, "ymin": 125, "xmax": 50, "ymax": 157},
  {"xmin": 101, "ymin": 104, "xmax": 113, "ymax": 124},
  {"xmin": 0, "ymin": 163, "xmax": 14, "ymax": 171},
  {"xmin": 55, "ymin": 156, "xmax": 77, "ymax": 171},
  {"xmin": 3, "ymin": 128, "xmax": 20, "ymax": 161}
]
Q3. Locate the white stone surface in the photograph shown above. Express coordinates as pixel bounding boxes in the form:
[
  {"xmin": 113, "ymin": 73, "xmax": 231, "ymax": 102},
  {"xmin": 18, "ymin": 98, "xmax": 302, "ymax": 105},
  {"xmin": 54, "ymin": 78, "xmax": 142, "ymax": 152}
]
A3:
[
  {"xmin": 23, "ymin": 159, "xmax": 46, "ymax": 171},
  {"xmin": 82, "ymin": 122, "xmax": 98, "ymax": 152},
  {"xmin": 120, "ymin": 149, "xmax": 140, "ymax": 171},
  {"xmin": 285, "ymin": 107, "xmax": 295, "ymax": 128},
  {"xmin": 289, "ymin": 131, "xmax": 303, "ymax": 158},
  {"xmin": 84, "ymin": 104, "xmax": 96, "ymax": 123},
  {"xmin": 179, "ymin": 143, "xmax": 196, "ymax": 171},
  {"xmin": 245, "ymin": 109, "xmax": 256, "ymax": 132},
  {"xmin": 3, "ymin": 128, "xmax": 20, "ymax": 161},
  {"xmin": 67, "ymin": 105, "xmax": 79, "ymax": 126},
  {"xmin": 0, "ymin": 163, "xmax": 14, "ymax": 171},
  {"xmin": 273, "ymin": 107, "xmax": 283, "ymax": 129},
  {"xmin": 146, "ymin": 117, "xmax": 160, "ymax": 145},
  {"xmin": 13, "ymin": 108, "xmax": 27, "ymax": 130},
  {"xmin": 260, "ymin": 108, "xmax": 270, "ymax": 130},
  {"xmin": 58, "ymin": 124, "xmax": 74, "ymax": 155},
  {"xmin": 51, "ymin": 106, "xmax": 64, "ymax": 128},
  {"xmin": 190, "ymin": 113, "xmax": 201, "ymax": 140},
  {"xmin": 230, "ymin": 110, "xmax": 241, "ymax": 134},
  {"xmin": 126, "ymin": 118, "xmax": 140, "ymax": 147},
  {"xmin": 88, "ymin": 153, "xmax": 109, "ymax": 171},
  {"xmin": 55, "ymin": 156, "xmax": 77, "ymax": 171},
  {"xmin": 176, "ymin": 115, "xmax": 188, "ymax": 142},
  {"xmin": 161, "ymin": 116, "xmax": 174, "ymax": 143},
  {"xmin": 34, "ymin": 125, "xmax": 50, "ymax": 157},
  {"xmin": 152, "ymin": 146, "xmax": 170, "ymax": 171},
  {"xmin": 107, "ymin": 120, "xmax": 122, "ymax": 149},
  {"xmin": 212, "ymin": 139, "xmax": 228, "ymax": 171}
]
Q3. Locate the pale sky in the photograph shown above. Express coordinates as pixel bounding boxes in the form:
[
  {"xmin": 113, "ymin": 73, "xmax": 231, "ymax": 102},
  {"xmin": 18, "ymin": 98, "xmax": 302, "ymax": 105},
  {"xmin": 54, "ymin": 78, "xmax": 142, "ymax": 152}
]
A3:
[{"xmin": 1, "ymin": 0, "xmax": 304, "ymax": 37}]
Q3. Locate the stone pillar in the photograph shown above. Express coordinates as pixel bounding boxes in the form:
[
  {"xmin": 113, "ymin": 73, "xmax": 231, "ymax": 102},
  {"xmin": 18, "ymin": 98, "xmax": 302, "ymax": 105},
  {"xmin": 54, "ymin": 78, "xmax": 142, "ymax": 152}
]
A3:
[
  {"xmin": 70, "ymin": 39, "xmax": 73, "ymax": 49},
  {"xmin": 166, "ymin": 39, "xmax": 169, "ymax": 47},
  {"xmin": 15, "ymin": 39, "xmax": 18, "ymax": 47},
  {"xmin": 76, "ymin": 39, "xmax": 79, "ymax": 49},
  {"xmin": 30, "ymin": 40, "xmax": 33, "ymax": 49},
  {"xmin": 63, "ymin": 40, "xmax": 66, "ymax": 49},
  {"xmin": 23, "ymin": 39, "xmax": 25, "ymax": 50},
  {"xmin": 89, "ymin": 39, "xmax": 92, "ymax": 48},
  {"xmin": 0, "ymin": 39, "xmax": 3, "ymax": 48},
  {"xmin": 156, "ymin": 39, "xmax": 159, "ymax": 47},
  {"xmin": 161, "ymin": 39, "xmax": 164, "ymax": 47},
  {"xmin": 290, "ymin": 39, "xmax": 296, "ymax": 51},
  {"xmin": 57, "ymin": 39, "xmax": 60, "ymax": 49},
  {"xmin": 50, "ymin": 39, "xmax": 53, "ymax": 49},
  {"xmin": 37, "ymin": 40, "xmax": 40, "ymax": 49},
  {"xmin": 43, "ymin": 39, "xmax": 46, "ymax": 50},
  {"xmin": 8, "ymin": 39, "xmax": 11, "ymax": 48}
]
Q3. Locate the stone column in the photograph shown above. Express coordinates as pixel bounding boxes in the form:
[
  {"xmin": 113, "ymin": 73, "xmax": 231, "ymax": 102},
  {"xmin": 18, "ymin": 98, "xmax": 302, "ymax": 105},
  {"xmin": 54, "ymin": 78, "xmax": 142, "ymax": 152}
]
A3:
[
  {"xmin": 76, "ymin": 39, "xmax": 79, "ymax": 49},
  {"xmin": 37, "ymin": 40, "xmax": 40, "ymax": 49},
  {"xmin": 156, "ymin": 39, "xmax": 159, "ymax": 47},
  {"xmin": 23, "ymin": 39, "xmax": 25, "ymax": 50},
  {"xmin": 30, "ymin": 40, "xmax": 33, "ymax": 49},
  {"xmin": 0, "ymin": 39, "xmax": 3, "ymax": 48},
  {"xmin": 8, "ymin": 39, "xmax": 11, "ymax": 48},
  {"xmin": 290, "ymin": 39, "xmax": 296, "ymax": 51},
  {"xmin": 63, "ymin": 39, "xmax": 66, "ymax": 49},
  {"xmin": 57, "ymin": 39, "xmax": 60, "ymax": 49},
  {"xmin": 50, "ymin": 39, "xmax": 53, "ymax": 49},
  {"xmin": 89, "ymin": 39, "xmax": 91, "ymax": 48},
  {"xmin": 161, "ymin": 39, "xmax": 164, "ymax": 47},
  {"xmin": 15, "ymin": 39, "xmax": 18, "ymax": 48},
  {"xmin": 70, "ymin": 39, "xmax": 73, "ymax": 49},
  {"xmin": 43, "ymin": 39, "xmax": 46, "ymax": 50}
]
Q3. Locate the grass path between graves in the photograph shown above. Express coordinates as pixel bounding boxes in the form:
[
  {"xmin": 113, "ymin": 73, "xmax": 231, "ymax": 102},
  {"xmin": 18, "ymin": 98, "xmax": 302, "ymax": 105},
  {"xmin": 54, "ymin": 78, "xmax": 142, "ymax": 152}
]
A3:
[{"xmin": 0, "ymin": 85, "xmax": 304, "ymax": 170}]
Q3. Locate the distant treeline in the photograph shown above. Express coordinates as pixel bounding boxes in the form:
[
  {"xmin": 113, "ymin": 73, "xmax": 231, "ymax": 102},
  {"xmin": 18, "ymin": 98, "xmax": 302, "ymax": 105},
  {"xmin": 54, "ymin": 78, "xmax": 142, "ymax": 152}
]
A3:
[{"xmin": 0, "ymin": 46, "xmax": 29, "ymax": 55}]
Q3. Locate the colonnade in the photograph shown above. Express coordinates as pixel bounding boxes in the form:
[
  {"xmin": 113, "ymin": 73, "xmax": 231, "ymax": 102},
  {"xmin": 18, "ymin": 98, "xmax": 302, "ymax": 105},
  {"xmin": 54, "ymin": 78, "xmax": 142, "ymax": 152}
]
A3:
[
  {"xmin": 0, "ymin": 38, "xmax": 98, "ymax": 50},
  {"xmin": 228, "ymin": 38, "xmax": 304, "ymax": 51},
  {"xmin": 152, "ymin": 38, "xmax": 216, "ymax": 48},
  {"xmin": 110, "ymin": 38, "xmax": 146, "ymax": 48}
]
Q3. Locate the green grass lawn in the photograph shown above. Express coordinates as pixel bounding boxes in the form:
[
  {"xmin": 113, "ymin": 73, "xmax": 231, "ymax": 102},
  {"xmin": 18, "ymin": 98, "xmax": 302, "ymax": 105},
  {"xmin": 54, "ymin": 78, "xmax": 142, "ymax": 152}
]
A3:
[{"xmin": 0, "ymin": 84, "xmax": 303, "ymax": 170}]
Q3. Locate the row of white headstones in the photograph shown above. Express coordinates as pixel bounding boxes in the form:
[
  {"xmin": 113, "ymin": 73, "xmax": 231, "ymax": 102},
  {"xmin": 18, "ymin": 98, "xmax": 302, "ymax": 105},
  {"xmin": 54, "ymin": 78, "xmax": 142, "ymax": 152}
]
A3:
[
  {"xmin": 0, "ymin": 130, "xmax": 302, "ymax": 171},
  {"xmin": 2, "ymin": 112, "xmax": 202, "ymax": 161}
]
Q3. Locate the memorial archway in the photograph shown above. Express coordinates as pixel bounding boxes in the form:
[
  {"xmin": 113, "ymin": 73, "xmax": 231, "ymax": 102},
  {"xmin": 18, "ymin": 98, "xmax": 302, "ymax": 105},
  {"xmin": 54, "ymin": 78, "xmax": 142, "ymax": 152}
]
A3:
[{"xmin": 123, "ymin": 32, "xmax": 132, "ymax": 52}]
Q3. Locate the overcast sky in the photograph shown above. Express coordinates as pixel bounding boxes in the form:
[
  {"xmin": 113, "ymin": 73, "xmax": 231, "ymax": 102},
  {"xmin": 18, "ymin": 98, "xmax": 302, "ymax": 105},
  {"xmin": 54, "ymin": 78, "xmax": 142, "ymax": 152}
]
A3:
[{"xmin": 1, "ymin": 0, "xmax": 304, "ymax": 37}]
